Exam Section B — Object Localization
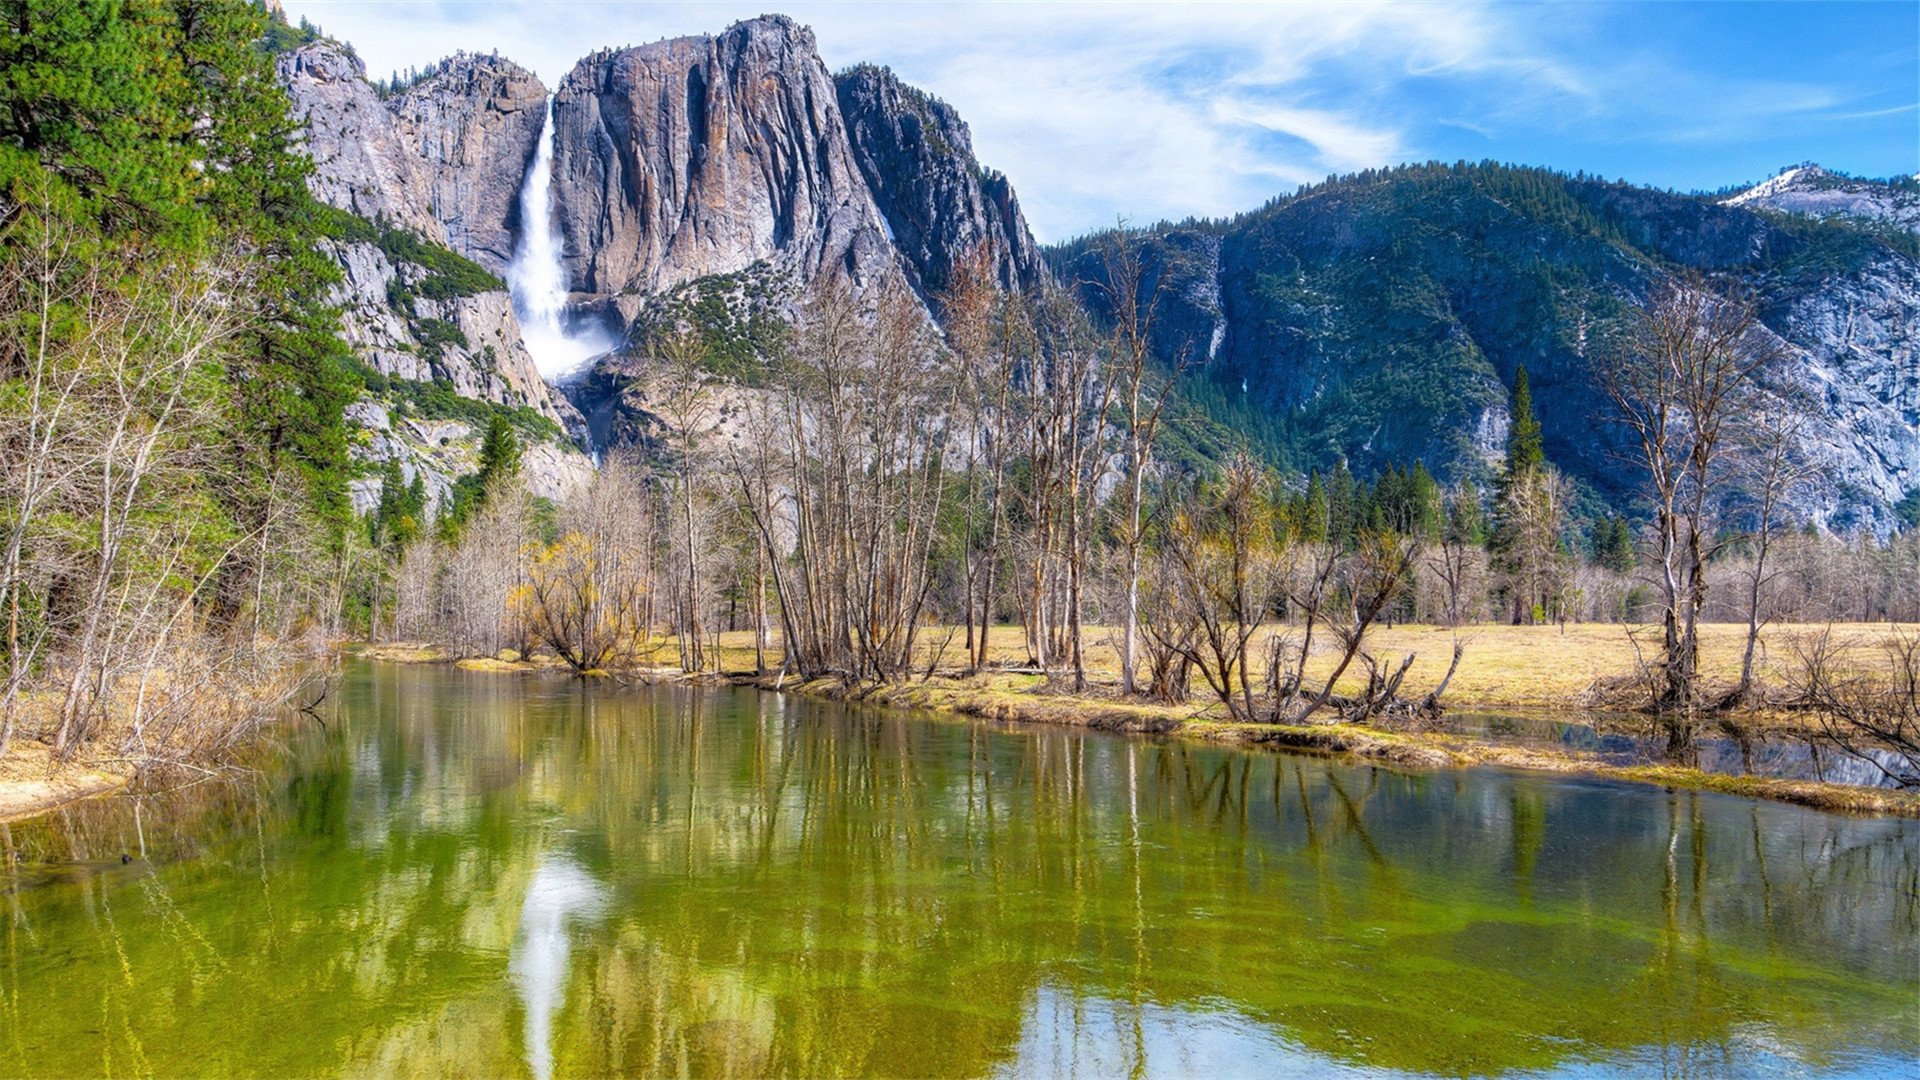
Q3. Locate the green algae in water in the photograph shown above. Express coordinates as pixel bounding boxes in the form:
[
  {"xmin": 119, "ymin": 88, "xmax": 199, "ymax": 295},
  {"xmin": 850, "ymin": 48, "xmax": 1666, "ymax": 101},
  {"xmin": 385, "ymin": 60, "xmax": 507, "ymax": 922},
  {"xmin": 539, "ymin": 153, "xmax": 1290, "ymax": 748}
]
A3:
[{"xmin": 1, "ymin": 661, "xmax": 1915, "ymax": 1077}]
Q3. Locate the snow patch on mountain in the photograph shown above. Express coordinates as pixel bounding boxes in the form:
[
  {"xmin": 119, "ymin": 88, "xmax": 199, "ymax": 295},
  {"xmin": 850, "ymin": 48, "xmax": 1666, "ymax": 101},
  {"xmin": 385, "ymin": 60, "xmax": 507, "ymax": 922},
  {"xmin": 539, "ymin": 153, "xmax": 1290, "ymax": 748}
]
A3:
[{"xmin": 1723, "ymin": 164, "xmax": 1920, "ymax": 234}]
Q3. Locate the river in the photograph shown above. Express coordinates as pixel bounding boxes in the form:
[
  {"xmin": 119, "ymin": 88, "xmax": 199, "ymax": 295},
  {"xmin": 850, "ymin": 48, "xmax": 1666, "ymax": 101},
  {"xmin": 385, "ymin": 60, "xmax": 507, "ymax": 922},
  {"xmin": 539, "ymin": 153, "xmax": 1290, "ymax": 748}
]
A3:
[{"xmin": 2, "ymin": 661, "xmax": 1915, "ymax": 1077}]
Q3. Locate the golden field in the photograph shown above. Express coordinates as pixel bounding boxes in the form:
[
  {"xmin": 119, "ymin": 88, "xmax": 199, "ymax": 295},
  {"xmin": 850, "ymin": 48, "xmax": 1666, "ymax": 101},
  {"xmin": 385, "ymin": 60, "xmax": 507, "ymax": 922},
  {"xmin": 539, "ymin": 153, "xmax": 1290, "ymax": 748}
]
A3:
[{"xmin": 695, "ymin": 621, "xmax": 1917, "ymax": 711}]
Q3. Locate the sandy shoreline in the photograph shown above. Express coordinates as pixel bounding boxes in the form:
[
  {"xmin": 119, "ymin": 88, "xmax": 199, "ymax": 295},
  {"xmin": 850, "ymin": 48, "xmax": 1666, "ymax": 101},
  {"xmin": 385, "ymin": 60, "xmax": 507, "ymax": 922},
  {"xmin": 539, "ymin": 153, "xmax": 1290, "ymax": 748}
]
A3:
[{"xmin": 0, "ymin": 740, "xmax": 131, "ymax": 825}]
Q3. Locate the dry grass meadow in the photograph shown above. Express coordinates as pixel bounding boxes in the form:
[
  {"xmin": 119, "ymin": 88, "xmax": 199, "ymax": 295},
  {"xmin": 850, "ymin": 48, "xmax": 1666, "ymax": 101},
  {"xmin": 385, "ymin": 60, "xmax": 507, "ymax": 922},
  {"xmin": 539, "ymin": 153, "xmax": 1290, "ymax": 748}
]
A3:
[{"xmin": 691, "ymin": 621, "xmax": 1917, "ymax": 712}]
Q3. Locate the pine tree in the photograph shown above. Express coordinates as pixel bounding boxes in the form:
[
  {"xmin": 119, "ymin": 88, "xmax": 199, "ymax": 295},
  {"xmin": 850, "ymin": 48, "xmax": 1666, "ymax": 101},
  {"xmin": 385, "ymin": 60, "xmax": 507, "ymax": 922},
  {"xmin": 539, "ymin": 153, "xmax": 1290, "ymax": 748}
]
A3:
[
  {"xmin": 1504, "ymin": 364, "xmax": 1545, "ymax": 477},
  {"xmin": 370, "ymin": 460, "xmax": 430, "ymax": 550},
  {"xmin": 1326, "ymin": 463, "xmax": 1358, "ymax": 549},
  {"xmin": 1491, "ymin": 364, "xmax": 1565, "ymax": 623},
  {"xmin": 441, "ymin": 414, "xmax": 523, "ymax": 540},
  {"xmin": 0, "ymin": 0, "xmax": 199, "ymax": 244},
  {"xmin": 170, "ymin": 0, "xmax": 358, "ymax": 537},
  {"xmin": 2, "ymin": 0, "xmax": 359, "ymax": 634},
  {"xmin": 477, "ymin": 413, "xmax": 523, "ymax": 489},
  {"xmin": 1446, "ymin": 477, "xmax": 1487, "ymax": 546},
  {"xmin": 1297, "ymin": 470, "xmax": 1329, "ymax": 543},
  {"xmin": 1596, "ymin": 515, "xmax": 1636, "ymax": 573}
]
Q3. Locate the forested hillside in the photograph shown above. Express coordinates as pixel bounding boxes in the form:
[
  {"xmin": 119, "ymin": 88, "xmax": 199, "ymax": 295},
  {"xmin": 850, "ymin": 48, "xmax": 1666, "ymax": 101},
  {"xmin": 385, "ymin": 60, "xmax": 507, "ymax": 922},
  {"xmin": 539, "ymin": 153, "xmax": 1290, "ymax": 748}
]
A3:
[{"xmin": 1056, "ymin": 162, "xmax": 1920, "ymax": 534}]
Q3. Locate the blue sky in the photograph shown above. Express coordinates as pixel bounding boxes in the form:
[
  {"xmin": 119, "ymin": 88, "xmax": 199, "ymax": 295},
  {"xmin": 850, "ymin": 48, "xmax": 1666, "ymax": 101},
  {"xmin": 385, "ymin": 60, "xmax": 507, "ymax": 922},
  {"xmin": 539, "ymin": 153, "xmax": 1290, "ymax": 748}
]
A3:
[{"xmin": 283, "ymin": 1, "xmax": 1919, "ymax": 242}]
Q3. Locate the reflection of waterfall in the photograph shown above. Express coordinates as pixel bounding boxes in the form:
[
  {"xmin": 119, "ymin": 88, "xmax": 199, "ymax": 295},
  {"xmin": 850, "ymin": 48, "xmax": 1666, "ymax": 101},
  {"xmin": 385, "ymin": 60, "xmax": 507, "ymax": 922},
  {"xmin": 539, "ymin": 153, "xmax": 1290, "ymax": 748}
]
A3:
[
  {"xmin": 509, "ymin": 854, "xmax": 608, "ymax": 1080},
  {"xmin": 507, "ymin": 98, "xmax": 614, "ymax": 380}
]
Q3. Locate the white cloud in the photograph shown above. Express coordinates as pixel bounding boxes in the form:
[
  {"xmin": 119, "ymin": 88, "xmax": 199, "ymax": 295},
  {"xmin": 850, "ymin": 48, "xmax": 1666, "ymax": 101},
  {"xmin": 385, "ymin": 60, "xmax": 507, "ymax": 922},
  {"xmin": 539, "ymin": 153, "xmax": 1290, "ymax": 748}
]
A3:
[
  {"xmin": 280, "ymin": 1, "xmax": 1902, "ymax": 239},
  {"xmin": 283, "ymin": 1, "xmax": 1535, "ymax": 237}
]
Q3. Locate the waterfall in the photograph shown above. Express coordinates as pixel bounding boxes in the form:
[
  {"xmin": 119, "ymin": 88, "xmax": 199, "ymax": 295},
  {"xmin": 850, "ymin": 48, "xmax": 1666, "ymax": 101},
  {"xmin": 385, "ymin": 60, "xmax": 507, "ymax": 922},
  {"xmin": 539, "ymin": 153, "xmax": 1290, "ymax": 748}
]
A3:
[{"xmin": 508, "ymin": 98, "xmax": 613, "ymax": 380}]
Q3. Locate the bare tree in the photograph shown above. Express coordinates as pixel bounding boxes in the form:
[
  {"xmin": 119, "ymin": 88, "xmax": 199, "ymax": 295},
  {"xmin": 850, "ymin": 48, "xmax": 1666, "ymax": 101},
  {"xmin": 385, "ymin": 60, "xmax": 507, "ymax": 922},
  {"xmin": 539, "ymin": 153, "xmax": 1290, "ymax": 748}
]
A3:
[
  {"xmin": 1602, "ymin": 277, "xmax": 1780, "ymax": 755},
  {"xmin": 1431, "ymin": 482, "xmax": 1490, "ymax": 627},
  {"xmin": 1093, "ymin": 230, "xmax": 1182, "ymax": 696},
  {"xmin": 0, "ymin": 195, "xmax": 96, "ymax": 753},
  {"xmin": 1012, "ymin": 285, "xmax": 1115, "ymax": 687},
  {"xmin": 1727, "ymin": 395, "xmax": 1813, "ymax": 703},
  {"xmin": 1494, "ymin": 466, "xmax": 1573, "ymax": 626},
  {"xmin": 51, "ymin": 256, "xmax": 237, "ymax": 753},
  {"xmin": 1288, "ymin": 529, "xmax": 1421, "ymax": 724},
  {"xmin": 937, "ymin": 247, "xmax": 1019, "ymax": 673},
  {"xmin": 730, "ymin": 276, "xmax": 954, "ymax": 684},
  {"xmin": 519, "ymin": 459, "xmax": 654, "ymax": 673},
  {"xmin": 653, "ymin": 329, "xmax": 718, "ymax": 673},
  {"xmin": 1154, "ymin": 454, "xmax": 1280, "ymax": 721},
  {"xmin": 441, "ymin": 480, "xmax": 541, "ymax": 658},
  {"xmin": 1788, "ymin": 629, "xmax": 1920, "ymax": 788}
]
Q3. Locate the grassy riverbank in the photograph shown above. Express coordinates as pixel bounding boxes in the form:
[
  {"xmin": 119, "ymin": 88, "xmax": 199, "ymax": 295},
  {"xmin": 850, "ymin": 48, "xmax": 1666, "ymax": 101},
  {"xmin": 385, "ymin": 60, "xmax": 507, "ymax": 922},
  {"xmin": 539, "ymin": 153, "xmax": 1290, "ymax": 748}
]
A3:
[
  {"xmin": 8, "ymin": 622, "xmax": 1910, "ymax": 823},
  {"xmin": 0, "ymin": 653, "xmax": 311, "ymax": 824},
  {"xmin": 355, "ymin": 622, "xmax": 1920, "ymax": 818}
]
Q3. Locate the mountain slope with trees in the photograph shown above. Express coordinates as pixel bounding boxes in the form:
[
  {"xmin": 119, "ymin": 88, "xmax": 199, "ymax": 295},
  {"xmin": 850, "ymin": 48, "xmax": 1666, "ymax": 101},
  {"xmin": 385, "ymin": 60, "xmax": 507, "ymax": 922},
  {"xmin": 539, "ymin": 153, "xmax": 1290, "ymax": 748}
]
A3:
[{"xmin": 1057, "ymin": 162, "xmax": 1920, "ymax": 534}]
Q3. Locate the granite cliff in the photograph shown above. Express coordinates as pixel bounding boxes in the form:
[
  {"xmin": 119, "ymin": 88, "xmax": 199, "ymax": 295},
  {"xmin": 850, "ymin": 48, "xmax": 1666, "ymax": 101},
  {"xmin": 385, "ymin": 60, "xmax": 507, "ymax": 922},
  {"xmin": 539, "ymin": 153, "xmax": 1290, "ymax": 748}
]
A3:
[
  {"xmin": 550, "ymin": 18, "xmax": 900, "ymax": 305},
  {"xmin": 277, "ymin": 42, "xmax": 590, "ymax": 512},
  {"xmin": 835, "ymin": 63, "xmax": 1046, "ymax": 307},
  {"xmin": 388, "ymin": 52, "xmax": 550, "ymax": 273}
]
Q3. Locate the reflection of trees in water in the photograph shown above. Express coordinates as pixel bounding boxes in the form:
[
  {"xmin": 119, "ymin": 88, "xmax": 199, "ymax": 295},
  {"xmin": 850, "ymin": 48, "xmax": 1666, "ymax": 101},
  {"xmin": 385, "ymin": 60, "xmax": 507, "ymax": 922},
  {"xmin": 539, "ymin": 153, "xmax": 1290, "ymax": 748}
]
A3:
[{"xmin": 2, "ymin": 661, "xmax": 1915, "ymax": 1077}]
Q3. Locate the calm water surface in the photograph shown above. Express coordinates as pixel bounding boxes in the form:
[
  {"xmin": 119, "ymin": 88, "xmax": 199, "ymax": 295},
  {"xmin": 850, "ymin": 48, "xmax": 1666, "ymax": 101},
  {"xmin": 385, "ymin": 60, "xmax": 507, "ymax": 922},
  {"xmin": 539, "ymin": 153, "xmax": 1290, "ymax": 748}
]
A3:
[{"xmin": 2, "ymin": 661, "xmax": 1916, "ymax": 1077}]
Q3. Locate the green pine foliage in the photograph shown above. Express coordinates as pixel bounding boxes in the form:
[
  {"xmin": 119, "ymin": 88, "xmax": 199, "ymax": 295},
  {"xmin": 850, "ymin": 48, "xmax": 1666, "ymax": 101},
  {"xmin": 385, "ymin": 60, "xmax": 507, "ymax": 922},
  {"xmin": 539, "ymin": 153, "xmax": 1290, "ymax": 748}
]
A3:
[
  {"xmin": 1594, "ymin": 515, "xmax": 1637, "ymax": 572},
  {"xmin": 356, "ymin": 368, "xmax": 565, "ymax": 444},
  {"xmin": 1891, "ymin": 487, "xmax": 1920, "ymax": 533},
  {"xmin": 0, "ymin": 0, "xmax": 200, "ymax": 245},
  {"xmin": 1, "ymin": 0, "xmax": 361, "ymax": 629},
  {"xmin": 317, "ymin": 204, "xmax": 505, "ymax": 302},
  {"xmin": 1503, "ymin": 365, "xmax": 1545, "ymax": 477},
  {"xmin": 369, "ymin": 460, "xmax": 427, "ymax": 550},
  {"xmin": 1369, "ymin": 462, "xmax": 1444, "ymax": 541},
  {"xmin": 631, "ymin": 263, "xmax": 789, "ymax": 383},
  {"xmin": 1447, "ymin": 478, "xmax": 1488, "ymax": 546},
  {"xmin": 440, "ymin": 414, "xmax": 522, "ymax": 540}
]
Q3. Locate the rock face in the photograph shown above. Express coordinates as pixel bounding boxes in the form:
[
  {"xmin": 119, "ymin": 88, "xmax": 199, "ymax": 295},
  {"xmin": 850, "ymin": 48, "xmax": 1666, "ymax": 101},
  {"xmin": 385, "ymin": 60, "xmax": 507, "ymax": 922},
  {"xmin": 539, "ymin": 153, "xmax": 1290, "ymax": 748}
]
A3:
[
  {"xmin": 279, "ymin": 42, "xmax": 573, "ymax": 422},
  {"xmin": 277, "ymin": 44, "xmax": 445, "ymax": 241},
  {"xmin": 389, "ymin": 52, "xmax": 550, "ymax": 273},
  {"xmin": 276, "ymin": 20, "xmax": 1054, "ymax": 490},
  {"xmin": 1764, "ymin": 252, "xmax": 1920, "ymax": 520},
  {"xmin": 835, "ymin": 64, "xmax": 1045, "ymax": 308},
  {"xmin": 278, "ymin": 42, "xmax": 591, "ymax": 506},
  {"xmin": 1724, "ymin": 164, "xmax": 1920, "ymax": 234},
  {"xmin": 320, "ymin": 237, "xmax": 557, "ymax": 416},
  {"xmin": 550, "ymin": 17, "xmax": 902, "ymax": 301},
  {"xmin": 344, "ymin": 402, "xmax": 593, "ymax": 516}
]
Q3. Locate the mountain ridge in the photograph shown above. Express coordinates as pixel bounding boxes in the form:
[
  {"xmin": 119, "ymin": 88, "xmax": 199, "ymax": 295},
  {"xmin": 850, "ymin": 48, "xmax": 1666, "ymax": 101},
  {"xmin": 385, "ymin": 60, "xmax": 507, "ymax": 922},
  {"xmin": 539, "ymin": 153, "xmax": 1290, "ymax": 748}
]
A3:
[
  {"xmin": 1058, "ymin": 161, "xmax": 1919, "ymax": 532},
  {"xmin": 278, "ymin": 15, "xmax": 1916, "ymax": 533}
]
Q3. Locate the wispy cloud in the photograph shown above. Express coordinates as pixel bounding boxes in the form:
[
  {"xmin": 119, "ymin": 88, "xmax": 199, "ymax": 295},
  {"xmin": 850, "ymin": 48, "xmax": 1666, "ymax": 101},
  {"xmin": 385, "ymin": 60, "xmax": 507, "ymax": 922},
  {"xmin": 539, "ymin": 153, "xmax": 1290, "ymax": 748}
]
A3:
[{"xmin": 284, "ymin": 1, "xmax": 1919, "ymax": 239}]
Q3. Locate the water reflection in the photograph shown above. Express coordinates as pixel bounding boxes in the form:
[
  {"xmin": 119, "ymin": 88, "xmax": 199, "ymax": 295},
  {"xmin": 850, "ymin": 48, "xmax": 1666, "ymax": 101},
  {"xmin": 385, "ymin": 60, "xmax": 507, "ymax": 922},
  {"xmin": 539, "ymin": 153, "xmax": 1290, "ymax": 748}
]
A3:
[
  {"xmin": 1440, "ymin": 711, "xmax": 1910, "ymax": 788},
  {"xmin": 510, "ymin": 854, "xmax": 607, "ymax": 1080},
  {"xmin": 997, "ymin": 986, "xmax": 1355, "ymax": 1079},
  {"xmin": 0, "ymin": 662, "xmax": 1914, "ymax": 1077}
]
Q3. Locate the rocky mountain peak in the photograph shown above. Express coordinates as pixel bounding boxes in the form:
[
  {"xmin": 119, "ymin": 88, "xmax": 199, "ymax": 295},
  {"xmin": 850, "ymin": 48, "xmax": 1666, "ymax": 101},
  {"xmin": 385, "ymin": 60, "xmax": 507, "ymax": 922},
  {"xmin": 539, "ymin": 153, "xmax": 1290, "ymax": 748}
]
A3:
[
  {"xmin": 1723, "ymin": 163, "xmax": 1920, "ymax": 234},
  {"xmin": 549, "ymin": 15, "xmax": 900, "ymax": 303},
  {"xmin": 390, "ymin": 52, "xmax": 549, "ymax": 273},
  {"xmin": 836, "ymin": 63, "xmax": 1046, "ymax": 310}
]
